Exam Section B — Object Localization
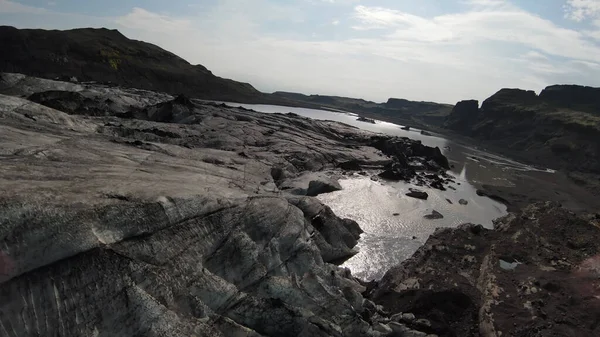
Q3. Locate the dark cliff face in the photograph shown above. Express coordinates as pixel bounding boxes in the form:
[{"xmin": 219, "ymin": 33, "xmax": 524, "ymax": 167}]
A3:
[
  {"xmin": 0, "ymin": 26, "xmax": 263, "ymax": 102},
  {"xmin": 443, "ymin": 99, "xmax": 479, "ymax": 132},
  {"xmin": 539, "ymin": 85, "xmax": 600, "ymax": 115},
  {"xmin": 444, "ymin": 85, "xmax": 600, "ymax": 175}
]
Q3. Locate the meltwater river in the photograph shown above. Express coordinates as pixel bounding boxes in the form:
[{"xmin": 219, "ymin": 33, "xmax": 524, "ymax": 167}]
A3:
[{"xmin": 223, "ymin": 102, "xmax": 550, "ymax": 280}]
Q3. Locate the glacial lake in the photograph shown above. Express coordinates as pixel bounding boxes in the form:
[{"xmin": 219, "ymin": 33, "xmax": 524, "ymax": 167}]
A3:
[{"xmin": 222, "ymin": 102, "xmax": 551, "ymax": 280}]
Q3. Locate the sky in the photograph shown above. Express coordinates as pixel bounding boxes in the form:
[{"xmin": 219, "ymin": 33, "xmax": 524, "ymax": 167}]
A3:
[{"xmin": 1, "ymin": 0, "xmax": 600, "ymax": 103}]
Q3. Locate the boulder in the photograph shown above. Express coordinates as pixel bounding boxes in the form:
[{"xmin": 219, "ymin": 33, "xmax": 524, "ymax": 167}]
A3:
[
  {"xmin": 423, "ymin": 210, "xmax": 443, "ymax": 220},
  {"xmin": 406, "ymin": 190, "xmax": 428, "ymax": 200},
  {"xmin": 279, "ymin": 172, "xmax": 342, "ymax": 196}
]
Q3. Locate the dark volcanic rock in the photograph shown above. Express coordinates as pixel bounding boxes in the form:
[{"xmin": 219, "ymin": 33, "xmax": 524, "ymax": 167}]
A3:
[
  {"xmin": 480, "ymin": 89, "xmax": 540, "ymax": 114},
  {"xmin": 357, "ymin": 116, "xmax": 376, "ymax": 124},
  {"xmin": 370, "ymin": 202, "xmax": 600, "ymax": 337},
  {"xmin": 138, "ymin": 94, "xmax": 196, "ymax": 123},
  {"xmin": 444, "ymin": 99, "xmax": 479, "ymax": 131},
  {"xmin": 406, "ymin": 190, "xmax": 428, "ymax": 200},
  {"xmin": 378, "ymin": 163, "xmax": 416, "ymax": 181},
  {"xmin": 423, "ymin": 210, "xmax": 443, "ymax": 219},
  {"xmin": 28, "ymin": 90, "xmax": 109, "ymax": 116},
  {"xmin": 370, "ymin": 136, "xmax": 450, "ymax": 171}
]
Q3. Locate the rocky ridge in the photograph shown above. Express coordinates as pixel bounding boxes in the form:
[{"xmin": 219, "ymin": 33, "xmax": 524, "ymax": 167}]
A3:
[{"xmin": 0, "ymin": 73, "xmax": 449, "ymax": 337}]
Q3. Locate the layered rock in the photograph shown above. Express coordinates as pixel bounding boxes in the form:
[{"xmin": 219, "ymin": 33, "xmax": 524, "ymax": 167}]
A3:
[{"xmin": 0, "ymin": 73, "xmax": 446, "ymax": 337}]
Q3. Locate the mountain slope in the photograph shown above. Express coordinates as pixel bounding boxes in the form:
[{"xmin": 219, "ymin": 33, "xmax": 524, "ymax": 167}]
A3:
[{"xmin": 0, "ymin": 26, "xmax": 263, "ymax": 102}]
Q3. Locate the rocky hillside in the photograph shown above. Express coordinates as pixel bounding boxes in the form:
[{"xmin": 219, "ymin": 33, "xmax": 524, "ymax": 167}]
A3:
[
  {"xmin": 0, "ymin": 26, "xmax": 264, "ymax": 102},
  {"xmin": 272, "ymin": 92, "xmax": 453, "ymax": 128},
  {"xmin": 444, "ymin": 85, "xmax": 600, "ymax": 177},
  {"xmin": 0, "ymin": 73, "xmax": 455, "ymax": 337},
  {"xmin": 370, "ymin": 202, "xmax": 600, "ymax": 337}
]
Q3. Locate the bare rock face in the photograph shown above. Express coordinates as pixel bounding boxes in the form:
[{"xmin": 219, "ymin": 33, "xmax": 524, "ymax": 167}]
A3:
[
  {"xmin": 444, "ymin": 99, "xmax": 479, "ymax": 132},
  {"xmin": 370, "ymin": 202, "xmax": 600, "ymax": 337},
  {"xmin": 0, "ymin": 73, "xmax": 446, "ymax": 337},
  {"xmin": 1, "ymin": 194, "xmax": 379, "ymax": 337}
]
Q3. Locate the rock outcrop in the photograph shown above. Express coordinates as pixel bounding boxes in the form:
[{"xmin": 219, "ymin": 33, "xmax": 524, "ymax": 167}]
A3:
[
  {"xmin": 444, "ymin": 99, "xmax": 479, "ymax": 131},
  {"xmin": 539, "ymin": 85, "xmax": 600, "ymax": 115},
  {"xmin": 444, "ymin": 85, "xmax": 600, "ymax": 182},
  {"xmin": 0, "ymin": 73, "xmax": 446, "ymax": 337},
  {"xmin": 370, "ymin": 202, "xmax": 600, "ymax": 337}
]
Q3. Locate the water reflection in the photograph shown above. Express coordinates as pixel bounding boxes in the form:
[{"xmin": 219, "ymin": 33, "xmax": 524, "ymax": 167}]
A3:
[
  {"xmin": 317, "ymin": 171, "xmax": 507, "ymax": 280},
  {"xmin": 223, "ymin": 102, "xmax": 548, "ymax": 280}
]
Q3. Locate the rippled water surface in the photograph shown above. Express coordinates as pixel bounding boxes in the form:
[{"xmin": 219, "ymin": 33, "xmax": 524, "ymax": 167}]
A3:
[{"xmin": 223, "ymin": 102, "xmax": 552, "ymax": 279}]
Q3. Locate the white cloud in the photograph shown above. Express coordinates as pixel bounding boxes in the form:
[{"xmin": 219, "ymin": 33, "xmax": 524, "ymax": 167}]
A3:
[
  {"xmin": 2, "ymin": 0, "xmax": 600, "ymax": 104},
  {"xmin": 332, "ymin": 19, "xmax": 340, "ymax": 25},
  {"xmin": 107, "ymin": 2, "xmax": 600, "ymax": 103},
  {"xmin": 115, "ymin": 7, "xmax": 192, "ymax": 33},
  {"xmin": 351, "ymin": 4, "xmax": 600, "ymax": 64},
  {"xmin": 460, "ymin": 0, "xmax": 511, "ymax": 8},
  {"xmin": 521, "ymin": 51, "xmax": 549, "ymax": 60},
  {"xmin": 0, "ymin": 0, "xmax": 48, "ymax": 13},
  {"xmin": 564, "ymin": 0, "xmax": 600, "ymax": 21},
  {"xmin": 353, "ymin": 6, "xmax": 433, "ymax": 31}
]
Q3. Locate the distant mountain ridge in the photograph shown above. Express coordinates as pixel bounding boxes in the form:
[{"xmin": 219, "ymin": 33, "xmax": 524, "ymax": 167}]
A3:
[
  {"xmin": 272, "ymin": 91, "xmax": 454, "ymax": 127},
  {"xmin": 0, "ymin": 25, "xmax": 455, "ymax": 125},
  {"xmin": 0, "ymin": 26, "xmax": 264, "ymax": 102}
]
